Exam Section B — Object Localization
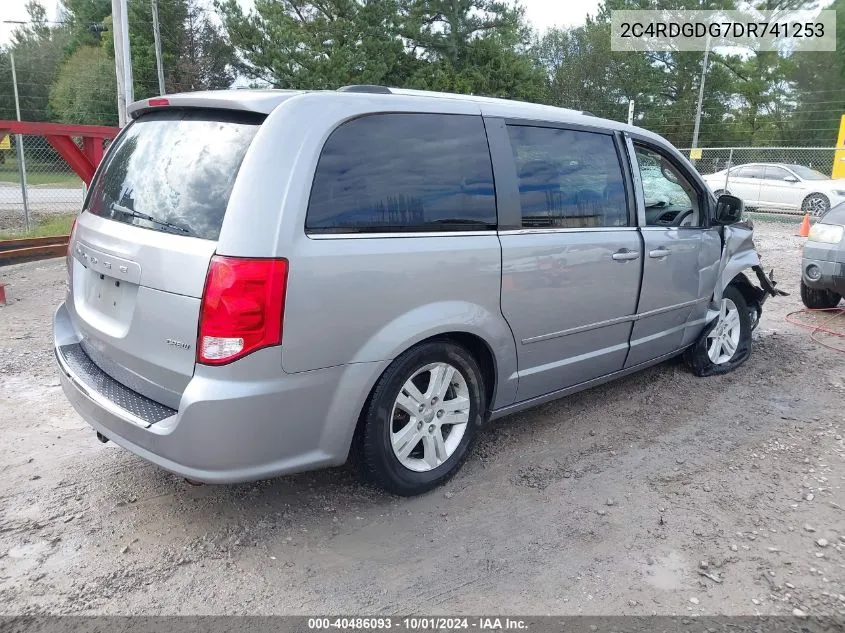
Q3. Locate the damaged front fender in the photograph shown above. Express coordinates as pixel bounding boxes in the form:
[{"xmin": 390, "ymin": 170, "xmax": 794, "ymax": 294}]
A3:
[{"xmin": 710, "ymin": 219, "xmax": 788, "ymax": 326}]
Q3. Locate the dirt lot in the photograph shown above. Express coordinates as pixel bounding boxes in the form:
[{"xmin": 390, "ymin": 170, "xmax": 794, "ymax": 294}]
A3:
[{"xmin": 1, "ymin": 219, "xmax": 844, "ymax": 616}]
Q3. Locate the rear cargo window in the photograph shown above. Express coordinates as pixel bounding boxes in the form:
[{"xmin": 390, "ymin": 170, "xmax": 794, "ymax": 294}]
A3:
[
  {"xmin": 306, "ymin": 113, "xmax": 496, "ymax": 233},
  {"xmin": 85, "ymin": 109, "xmax": 263, "ymax": 240}
]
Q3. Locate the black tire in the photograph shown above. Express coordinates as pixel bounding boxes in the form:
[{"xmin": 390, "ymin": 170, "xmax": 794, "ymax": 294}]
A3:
[
  {"xmin": 802, "ymin": 192, "xmax": 830, "ymax": 218},
  {"xmin": 800, "ymin": 279, "xmax": 841, "ymax": 309},
  {"xmin": 684, "ymin": 285, "xmax": 753, "ymax": 377},
  {"xmin": 359, "ymin": 341, "xmax": 485, "ymax": 496}
]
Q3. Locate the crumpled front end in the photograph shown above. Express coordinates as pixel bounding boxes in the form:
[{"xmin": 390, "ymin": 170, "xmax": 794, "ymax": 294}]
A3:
[
  {"xmin": 712, "ymin": 219, "xmax": 788, "ymax": 329},
  {"xmin": 685, "ymin": 219, "xmax": 788, "ymax": 377}
]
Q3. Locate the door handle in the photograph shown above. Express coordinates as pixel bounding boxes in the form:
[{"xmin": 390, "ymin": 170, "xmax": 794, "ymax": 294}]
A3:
[
  {"xmin": 611, "ymin": 249, "xmax": 640, "ymax": 261},
  {"xmin": 649, "ymin": 247, "xmax": 671, "ymax": 258}
]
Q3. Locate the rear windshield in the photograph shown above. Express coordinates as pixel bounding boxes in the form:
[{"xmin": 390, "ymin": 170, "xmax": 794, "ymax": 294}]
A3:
[{"xmin": 85, "ymin": 109, "xmax": 263, "ymax": 240}]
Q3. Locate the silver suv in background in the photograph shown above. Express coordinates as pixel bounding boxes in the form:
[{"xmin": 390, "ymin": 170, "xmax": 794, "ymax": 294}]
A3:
[
  {"xmin": 54, "ymin": 87, "xmax": 783, "ymax": 495},
  {"xmin": 801, "ymin": 202, "xmax": 845, "ymax": 309}
]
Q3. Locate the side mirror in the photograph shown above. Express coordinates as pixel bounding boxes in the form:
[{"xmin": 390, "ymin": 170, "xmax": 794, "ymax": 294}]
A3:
[
  {"xmin": 660, "ymin": 162, "xmax": 679, "ymax": 184},
  {"xmin": 715, "ymin": 194, "xmax": 744, "ymax": 225},
  {"xmin": 783, "ymin": 176, "xmax": 799, "ymax": 183}
]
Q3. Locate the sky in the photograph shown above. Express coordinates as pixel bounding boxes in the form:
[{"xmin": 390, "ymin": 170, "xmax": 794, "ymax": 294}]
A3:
[{"xmin": 0, "ymin": 0, "xmax": 604, "ymax": 45}]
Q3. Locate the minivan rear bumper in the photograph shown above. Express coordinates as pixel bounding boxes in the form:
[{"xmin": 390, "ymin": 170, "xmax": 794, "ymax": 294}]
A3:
[{"xmin": 54, "ymin": 302, "xmax": 387, "ymax": 483}]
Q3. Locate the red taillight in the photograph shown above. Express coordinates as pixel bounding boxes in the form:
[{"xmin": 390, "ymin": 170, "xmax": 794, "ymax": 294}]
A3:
[
  {"xmin": 197, "ymin": 256, "xmax": 288, "ymax": 366},
  {"xmin": 148, "ymin": 98, "xmax": 170, "ymax": 107}
]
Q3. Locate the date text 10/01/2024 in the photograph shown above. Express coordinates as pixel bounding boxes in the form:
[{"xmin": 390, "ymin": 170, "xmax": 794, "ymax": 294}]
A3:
[{"xmin": 307, "ymin": 618, "xmax": 529, "ymax": 630}]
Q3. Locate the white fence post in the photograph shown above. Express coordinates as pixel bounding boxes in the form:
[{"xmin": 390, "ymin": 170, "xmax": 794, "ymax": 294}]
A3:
[{"xmin": 10, "ymin": 51, "xmax": 31, "ymax": 231}]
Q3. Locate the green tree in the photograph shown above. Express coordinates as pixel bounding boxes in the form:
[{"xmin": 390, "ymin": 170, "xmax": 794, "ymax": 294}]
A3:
[
  {"xmin": 706, "ymin": 1, "xmax": 816, "ymax": 145},
  {"xmin": 63, "ymin": 0, "xmax": 235, "ymax": 101},
  {"xmin": 599, "ymin": 0, "xmax": 741, "ymax": 147},
  {"xmin": 537, "ymin": 18, "xmax": 656, "ymax": 120},
  {"xmin": 60, "ymin": 0, "xmax": 111, "ymax": 51},
  {"xmin": 787, "ymin": 0, "xmax": 845, "ymax": 146},
  {"xmin": 536, "ymin": 0, "xmax": 816, "ymax": 147},
  {"xmin": 216, "ymin": 0, "xmax": 543, "ymax": 98},
  {"xmin": 171, "ymin": 0, "xmax": 235, "ymax": 91},
  {"xmin": 0, "ymin": 1, "xmax": 72, "ymax": 121},
  {"xmin": 217, "ymin": 0, "xmax": 416, "ymax": 88},
  {"xmin": 408, "ymin": 36, "xmax": 545, "ymax": 101},
  {"xmin": 404, "ymin": 0, "xmax": 546, "ymax": 100},
  {"xmin": 124, "ymin": 0, "xmax": 190, "ymax": 97},
  {"xmin": 48, "ymin": 44, "xmax": 118, "ymax": 125}
]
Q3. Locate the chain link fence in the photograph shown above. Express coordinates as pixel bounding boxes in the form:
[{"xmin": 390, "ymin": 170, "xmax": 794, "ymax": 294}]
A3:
[
  {"xmin": 680, "ymin": 147, "xmax": 841, "ymax": 217},
  {"xmin": 0, "ymin": 135, "xmax": 86, "ymax": 236}
]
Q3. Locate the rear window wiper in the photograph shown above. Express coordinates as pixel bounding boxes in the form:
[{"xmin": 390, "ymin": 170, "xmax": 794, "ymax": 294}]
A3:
[{"xmin": 110, "ymin": 203, "xmax": 199, "ymax": 237}]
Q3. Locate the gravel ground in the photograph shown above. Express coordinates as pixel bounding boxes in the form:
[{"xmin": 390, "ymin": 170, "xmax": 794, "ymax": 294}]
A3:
[{"xmin": 0, "ymin": 219, "xmax": 844, "ymax": 616}]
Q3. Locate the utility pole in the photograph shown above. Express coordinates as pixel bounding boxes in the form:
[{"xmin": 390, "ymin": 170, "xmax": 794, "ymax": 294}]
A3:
[
  {"xmin": 691, "ymin": 35, "xmax": 711, "ymax": 160},
  {"xmin": 111, "ymin": 0, "xmax": 134, "ymax": 126},
  {"xmin": 151, "ymin": 0, "xmax": 166, "ymax": 95},
  {"xmin": 627, "ymin": 100, "xmax": 635, "ymax": 126},
  {"xmin": 9, "ymin": 51, "xmax": 30, "ymax": 231}
]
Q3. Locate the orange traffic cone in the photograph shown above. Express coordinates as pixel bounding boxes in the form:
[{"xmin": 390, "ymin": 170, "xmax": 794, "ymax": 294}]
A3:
[{"xmin": 798, "ymin": 213, "xmax": 811, "ymax": 237}]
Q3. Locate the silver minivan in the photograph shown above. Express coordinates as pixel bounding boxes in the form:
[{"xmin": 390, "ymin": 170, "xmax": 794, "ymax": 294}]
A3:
[{"xmin": 54, "ymin": 87, "xmax": 783, "ymax": 495}]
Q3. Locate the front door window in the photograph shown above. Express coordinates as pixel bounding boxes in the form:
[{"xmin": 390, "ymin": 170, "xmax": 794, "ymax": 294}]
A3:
[{"xmin": 634, "ymin": 145, "xmax": 701, "ymax": 227}]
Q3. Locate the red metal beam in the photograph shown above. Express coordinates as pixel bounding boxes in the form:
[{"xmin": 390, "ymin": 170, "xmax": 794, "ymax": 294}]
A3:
[
  {"xmin": 0, "ymin": 121, "xmax": 119, "ymax": 184},
  {"xmin": 0, "ymin": 120, "xmax": 118, "ymax": 139},
  {"xmin": 83, "ymin": 136, "xmax": 104, "ymax": 168},
  {"xmin": 45, "ymin": 135, "xmax": 96, "ymax": 184}
]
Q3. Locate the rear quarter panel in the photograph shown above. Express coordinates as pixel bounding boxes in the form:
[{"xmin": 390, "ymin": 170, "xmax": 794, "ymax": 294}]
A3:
[{"xmin": 281, "ymin": 234, "xmax": 517, "ymax": 408}]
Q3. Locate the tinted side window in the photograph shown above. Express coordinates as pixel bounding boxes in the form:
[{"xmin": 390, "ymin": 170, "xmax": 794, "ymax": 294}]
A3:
[
  {"xmin": 506, "ymin": 125, "xmax": 628, "ymax": 228},
  {"xmin": 306, "ymin": 114, "xmax": 496, "ymax": 232},
  {"xmin": 763, "ymin": 166, "xmax": 790, "ymax": 180},
  {"xmin": 735, "ymin": 165, "xmax": 765, "ymax": 179}
]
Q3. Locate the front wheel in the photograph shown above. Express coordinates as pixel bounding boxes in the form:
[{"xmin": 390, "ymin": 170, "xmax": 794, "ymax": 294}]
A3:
[
  {"xmin": 358, "ymin": 341, "xmax": 485, "ymax": 496},
  {"xmin": 684, "ymin": 285, "xmax": 753, "ymax": 376},
  {"xmin": 800, "ymin": 280, "xmax": 841, "ymax": 309}
]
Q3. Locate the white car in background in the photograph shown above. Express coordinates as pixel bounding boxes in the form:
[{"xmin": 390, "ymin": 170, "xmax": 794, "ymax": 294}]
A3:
[{"xmin": 702, "ymin": 163, "xmax": 845, "ymax": 217}]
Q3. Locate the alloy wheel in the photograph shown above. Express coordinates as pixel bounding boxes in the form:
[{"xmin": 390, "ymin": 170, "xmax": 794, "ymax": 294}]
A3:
[
  {"xmin": 390, "ymin": 362, "xmax": 471, "ymax": 472},
  {"xmin": 707, "ymin": 298, "xmax": 742, "ymax": 364},
  {"xmin": 803, "ymin": 194, "xmax": 829, "ymax": 218}
]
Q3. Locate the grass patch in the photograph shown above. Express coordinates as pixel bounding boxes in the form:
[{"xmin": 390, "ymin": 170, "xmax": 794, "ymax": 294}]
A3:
[
  {"xmin": 0, "ymin": 166, "xmax": 82, "ymax": 187},
  {"xmin": 0, "ymin": 213, "xmax": 76, "ymax": 240}
]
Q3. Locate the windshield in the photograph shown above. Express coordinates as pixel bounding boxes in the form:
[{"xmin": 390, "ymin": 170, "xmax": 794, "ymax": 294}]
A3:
[
  {"xmin": 85, "ymin": 109, "xmax": 263, "ymax": 240},
  {"xmin": 787, "ymin": 165, "xmax": 829, "ymax": 181}
]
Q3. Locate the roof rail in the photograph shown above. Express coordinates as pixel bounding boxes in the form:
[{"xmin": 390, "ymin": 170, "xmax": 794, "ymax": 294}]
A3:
[{"xmin": 337, "ymin": 85, "xmax": 392, "ymax": 94}]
